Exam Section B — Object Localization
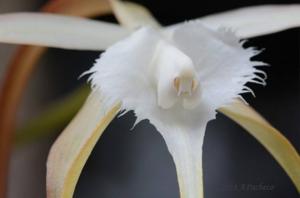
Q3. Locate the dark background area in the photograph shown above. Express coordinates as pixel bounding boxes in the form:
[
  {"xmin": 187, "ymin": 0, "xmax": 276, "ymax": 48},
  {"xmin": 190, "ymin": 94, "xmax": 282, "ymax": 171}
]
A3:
[{"xmin": 36, "ymin": 0, "xmax": 300, "ymax": 197}]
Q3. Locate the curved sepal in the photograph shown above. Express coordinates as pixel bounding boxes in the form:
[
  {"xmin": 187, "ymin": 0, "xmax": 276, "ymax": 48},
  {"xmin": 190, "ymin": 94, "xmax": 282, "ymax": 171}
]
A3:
[
  {"xmin": 219, "ymin": 100, "xmax": 300, "ymax": 192},
  {"xmin": 46, "ymin": 92, "xmax": 120, "ymax": 197},
  {"xmin": 169, "ymin": 4, "xmax": 300, "ymax": 38}
]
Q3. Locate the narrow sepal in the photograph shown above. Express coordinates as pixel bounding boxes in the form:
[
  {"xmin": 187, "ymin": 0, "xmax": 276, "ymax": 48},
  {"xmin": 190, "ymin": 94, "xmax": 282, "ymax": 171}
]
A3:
[{"xmin": 47, "ymin": 92, "xmax": 120, "ymax": 197}]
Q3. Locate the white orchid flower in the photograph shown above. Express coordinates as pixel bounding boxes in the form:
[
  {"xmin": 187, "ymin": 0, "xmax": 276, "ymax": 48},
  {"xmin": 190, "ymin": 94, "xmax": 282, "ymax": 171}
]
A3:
[
  {"xmin": 83, "ymin": 22, "xmax": 266, "ymax": 198},
  {"xmin": 0, "ymin": 1, "xmax": 299, "ymax": 198}
]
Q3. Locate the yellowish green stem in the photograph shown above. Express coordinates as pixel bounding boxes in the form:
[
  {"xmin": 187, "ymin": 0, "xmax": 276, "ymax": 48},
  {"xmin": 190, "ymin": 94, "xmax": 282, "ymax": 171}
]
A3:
[{"xmin": 15, "ymin": 85, "xmax": 90, "ymax": 147}]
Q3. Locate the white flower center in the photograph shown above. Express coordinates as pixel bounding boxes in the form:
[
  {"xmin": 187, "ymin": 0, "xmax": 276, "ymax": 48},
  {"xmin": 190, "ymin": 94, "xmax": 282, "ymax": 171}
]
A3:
[
  {"xmin": 88, "ymin": 25, "xmax": 265, "ymax": 131},
  {"xmin": 152, "ymin": 40, "xmax": 201, "ymax": 110}
]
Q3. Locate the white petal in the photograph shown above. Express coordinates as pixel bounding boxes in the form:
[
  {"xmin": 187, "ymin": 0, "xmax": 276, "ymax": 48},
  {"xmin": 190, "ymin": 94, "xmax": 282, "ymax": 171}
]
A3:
[
  {"xmin": 168, "ymin": 22, "xmax": 266, "ymax": 110},
  {"xmin": 0, "ymin": 13, "xmax": 130, "ymax": 50},
  {"xmin": 154, "ymin": 120, "xmax": 208, "ymax": 198},
  {"xmin": 88, "ymin": 26, "xmax": 161, "ymax": 111},
  {"xmin": 168, "ymin": 4, "xmax": 300, "ymax": 38}
]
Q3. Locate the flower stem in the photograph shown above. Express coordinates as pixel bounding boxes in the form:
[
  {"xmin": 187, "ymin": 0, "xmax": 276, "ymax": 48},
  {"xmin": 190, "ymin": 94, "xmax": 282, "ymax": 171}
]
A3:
[
  {"xmin": 15, "ymin": 85, "xmax": 89, "ymax": 147},
  {"xmin": 0, "ymin": 46, "xmax": 46, "ymax": 198}
]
